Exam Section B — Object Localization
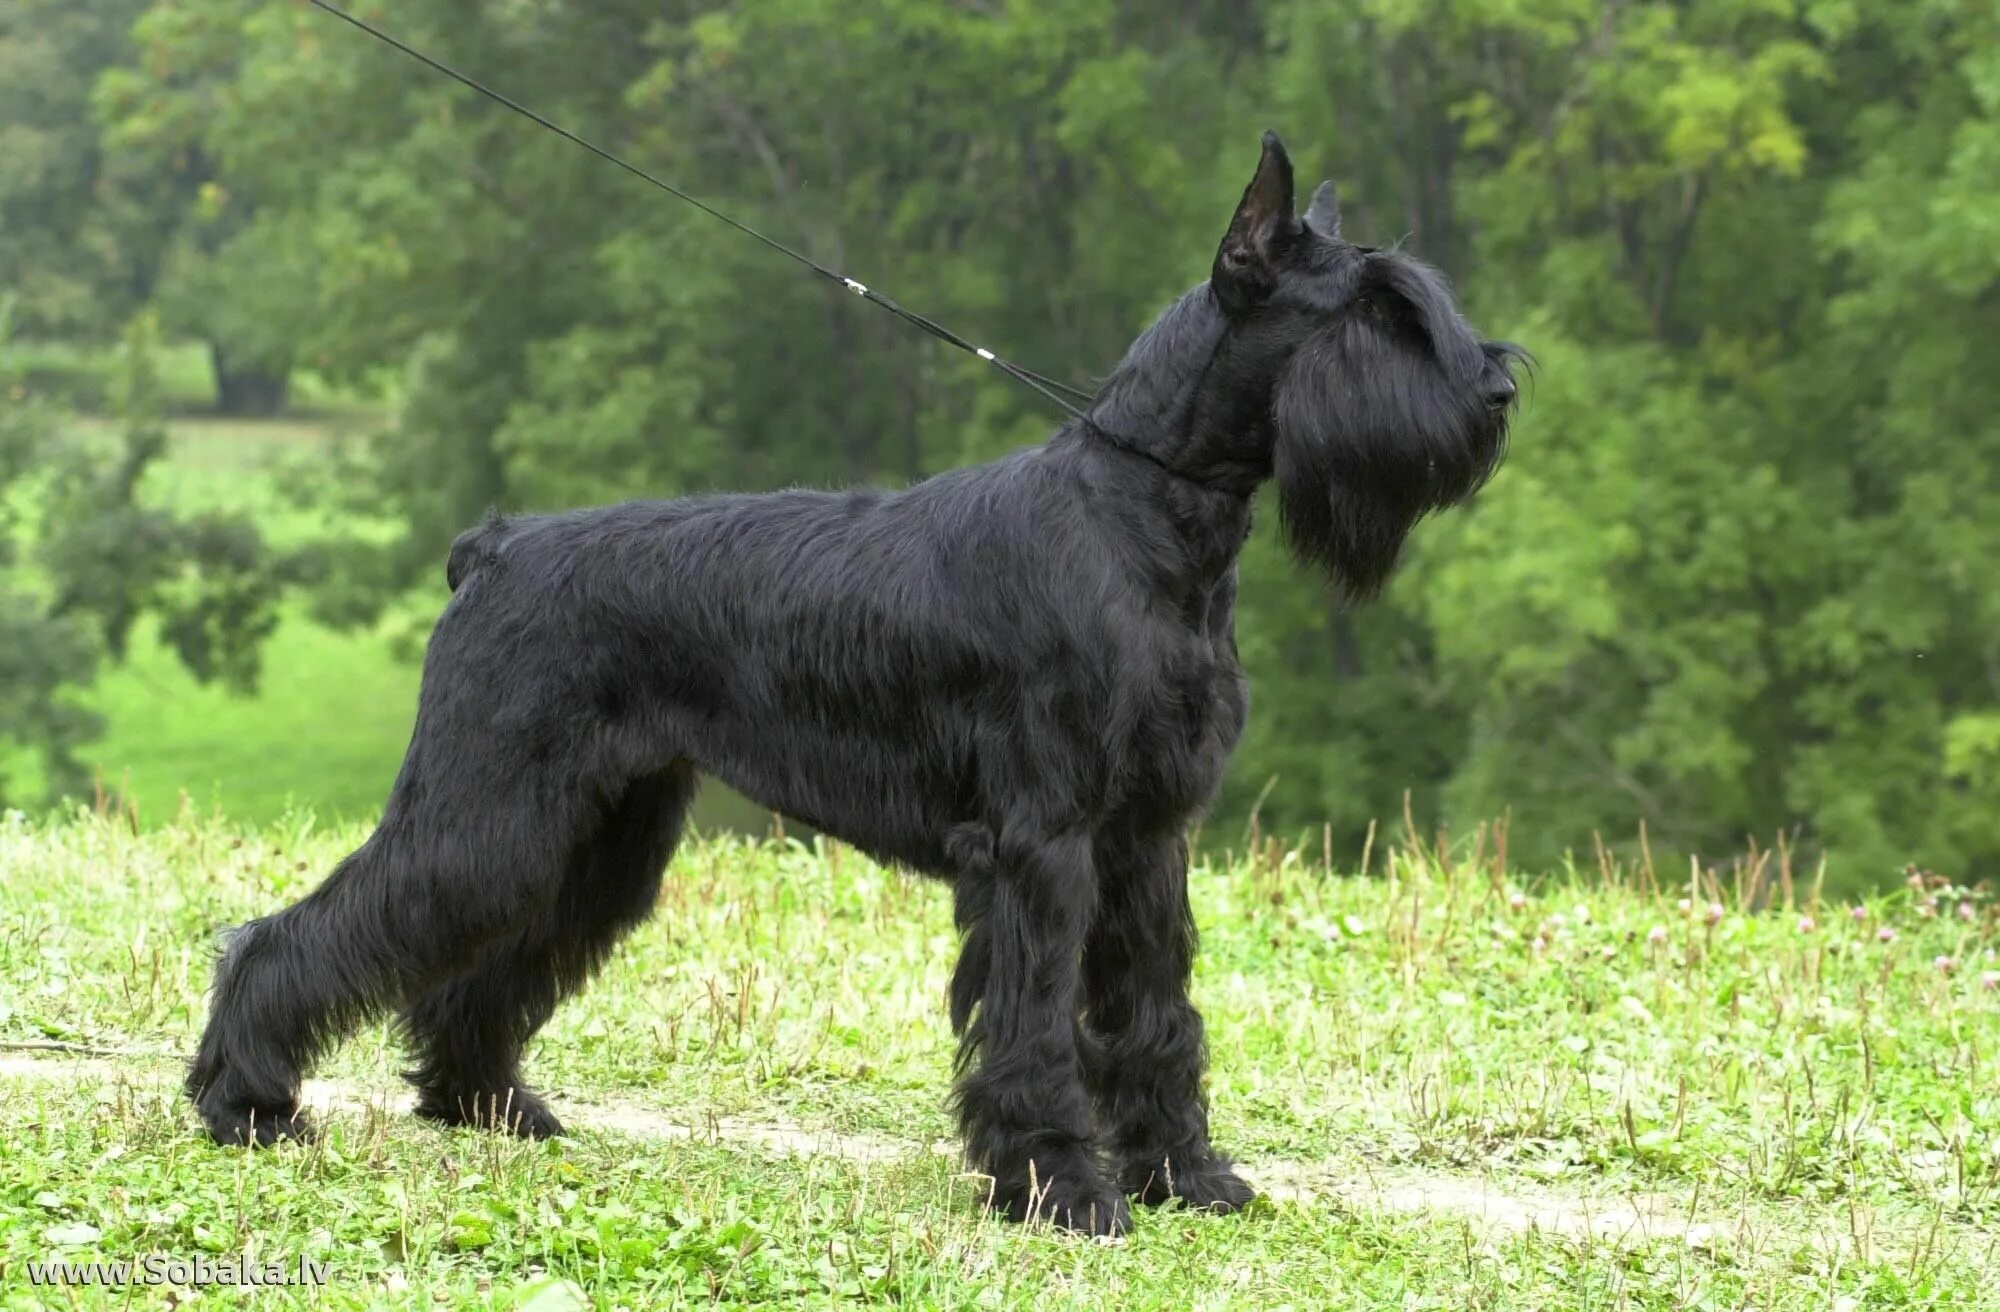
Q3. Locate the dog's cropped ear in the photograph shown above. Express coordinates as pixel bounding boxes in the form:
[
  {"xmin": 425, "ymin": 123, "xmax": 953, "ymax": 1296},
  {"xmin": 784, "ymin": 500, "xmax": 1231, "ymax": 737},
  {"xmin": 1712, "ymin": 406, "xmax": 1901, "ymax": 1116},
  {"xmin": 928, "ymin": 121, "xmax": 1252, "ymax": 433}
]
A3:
[
  {"xmin": 1213, "ymin": 131, "xmax": 1297, "ymax": 314},
  {"xmin": 1304, "ymin": 180, "xmax": 1341, "ymax": 240}
]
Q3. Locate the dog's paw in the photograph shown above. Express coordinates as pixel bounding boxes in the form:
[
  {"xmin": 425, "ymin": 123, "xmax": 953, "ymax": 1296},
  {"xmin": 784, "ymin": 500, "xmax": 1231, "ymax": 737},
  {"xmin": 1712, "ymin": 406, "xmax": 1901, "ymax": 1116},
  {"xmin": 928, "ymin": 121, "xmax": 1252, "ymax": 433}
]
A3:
[
  {"xmin": 985, "ymin": 1151, "xmax": 1133, "ymax": 1237},
  {"xmin": 1123, "ymin": 1155, "xmax": 1258, "ymax": 1213},
  {"xmin": 414, "ymin": 1086, "xmax": 565, "ymax": 1139},
  {"xmin": 197, "ymin": 1099, "xmax": 316, "ymax": 1148},
  {"xmin": 1006, "ymin": 1180, "xmax": 1133, "ymax": 1237}
]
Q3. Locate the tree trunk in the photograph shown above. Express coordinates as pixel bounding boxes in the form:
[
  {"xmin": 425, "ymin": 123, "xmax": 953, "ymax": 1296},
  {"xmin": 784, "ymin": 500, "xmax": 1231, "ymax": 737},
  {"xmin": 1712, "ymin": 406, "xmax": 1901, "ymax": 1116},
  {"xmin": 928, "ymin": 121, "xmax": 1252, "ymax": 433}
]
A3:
[{"xmin": 209, "ymin": 342, "xmax": 290, "ymax": 417}]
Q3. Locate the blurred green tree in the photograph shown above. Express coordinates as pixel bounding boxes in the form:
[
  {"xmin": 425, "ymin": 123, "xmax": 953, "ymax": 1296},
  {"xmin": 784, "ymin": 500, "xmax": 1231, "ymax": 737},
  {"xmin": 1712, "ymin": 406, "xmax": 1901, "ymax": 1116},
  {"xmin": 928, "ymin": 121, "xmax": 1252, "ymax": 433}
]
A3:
[
  {"xmin": 0, "ymin": 0, "xmax": 165, "ymax": 341},
  {"xmin": 0, "ymin": 303, "xmax": 293, "ymax": 804}
]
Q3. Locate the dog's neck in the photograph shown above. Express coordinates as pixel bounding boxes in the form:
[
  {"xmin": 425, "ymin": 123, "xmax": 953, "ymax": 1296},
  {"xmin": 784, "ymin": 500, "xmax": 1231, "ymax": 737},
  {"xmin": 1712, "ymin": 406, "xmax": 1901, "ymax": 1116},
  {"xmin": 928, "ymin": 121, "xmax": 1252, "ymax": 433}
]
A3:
[
  {"xmin": 1054, "ymin": 285, "xmax": 1285, "ymax": 591},
  {"xmin": 1081, "ymin": 285, "xmax": 1281, "ymax": 501},
  {"xmin": 1078, "ymin": 416, "xmax": 1217, "ymax": 487}
]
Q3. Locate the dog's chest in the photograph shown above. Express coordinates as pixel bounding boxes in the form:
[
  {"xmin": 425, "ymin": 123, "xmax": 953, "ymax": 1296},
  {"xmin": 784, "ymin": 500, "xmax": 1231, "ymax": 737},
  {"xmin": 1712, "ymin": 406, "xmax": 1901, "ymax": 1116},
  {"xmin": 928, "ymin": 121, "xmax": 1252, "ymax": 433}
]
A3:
[{"xmin": 1112, "ymin": 627, "xmax": 1247, "ymax": 820}]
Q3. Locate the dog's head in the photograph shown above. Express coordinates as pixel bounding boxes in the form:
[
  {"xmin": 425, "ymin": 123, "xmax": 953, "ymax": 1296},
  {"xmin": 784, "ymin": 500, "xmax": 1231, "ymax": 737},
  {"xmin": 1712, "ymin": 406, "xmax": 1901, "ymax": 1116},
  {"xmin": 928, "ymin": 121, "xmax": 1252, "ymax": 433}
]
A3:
[{"xmin": 1213, "ymin": 133, "xmax": 1522, "ymax": 601}]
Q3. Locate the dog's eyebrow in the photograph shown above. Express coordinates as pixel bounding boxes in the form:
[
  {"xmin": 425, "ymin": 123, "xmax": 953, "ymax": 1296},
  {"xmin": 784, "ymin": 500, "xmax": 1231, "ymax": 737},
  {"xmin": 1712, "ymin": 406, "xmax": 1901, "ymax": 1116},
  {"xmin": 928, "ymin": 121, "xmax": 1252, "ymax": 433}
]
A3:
[{"xmin": 1362, "ymin": 256, "xmax": 1485, "ymax": 382}]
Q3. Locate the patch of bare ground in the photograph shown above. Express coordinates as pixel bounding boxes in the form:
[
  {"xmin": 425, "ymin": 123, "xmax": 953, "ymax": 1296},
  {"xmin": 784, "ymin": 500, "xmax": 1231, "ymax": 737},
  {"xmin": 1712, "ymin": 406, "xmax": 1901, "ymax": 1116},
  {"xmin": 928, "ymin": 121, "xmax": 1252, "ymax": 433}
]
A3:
[{"xmin": 4, "ymin": 1049, "xmax": 1986, "ymax": 1266}]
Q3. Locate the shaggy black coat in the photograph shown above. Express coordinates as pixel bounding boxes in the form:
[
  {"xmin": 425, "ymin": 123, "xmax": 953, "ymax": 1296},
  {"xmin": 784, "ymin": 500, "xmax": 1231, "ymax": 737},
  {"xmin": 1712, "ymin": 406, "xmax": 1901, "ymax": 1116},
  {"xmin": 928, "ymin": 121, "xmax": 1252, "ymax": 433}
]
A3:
[{"xmin": 186, "ymin": 133, "xmax": 1521, "ymax": 1236}]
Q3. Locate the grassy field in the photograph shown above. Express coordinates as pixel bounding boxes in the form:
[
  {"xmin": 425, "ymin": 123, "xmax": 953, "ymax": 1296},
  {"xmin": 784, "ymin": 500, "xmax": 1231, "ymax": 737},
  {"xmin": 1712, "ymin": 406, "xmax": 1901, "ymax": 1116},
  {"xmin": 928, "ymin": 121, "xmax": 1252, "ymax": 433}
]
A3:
[
  {"xmin": 10, "ymin": 405, "xmax": 431, "ymax": 826},
  {"xmin": 1, "ymin": 813, "xmax": 1994, "ymax": 1308},
  {"xmin": 10, "ymin": 339, "xmax": 386, "ymax": 419},
  {"xmin": 0, "ymin": 334, "xmax": 426, "ymax": 824},
  {"xmin": 13, "ymin": 390, "xmax": 778, "ymax": 833}
]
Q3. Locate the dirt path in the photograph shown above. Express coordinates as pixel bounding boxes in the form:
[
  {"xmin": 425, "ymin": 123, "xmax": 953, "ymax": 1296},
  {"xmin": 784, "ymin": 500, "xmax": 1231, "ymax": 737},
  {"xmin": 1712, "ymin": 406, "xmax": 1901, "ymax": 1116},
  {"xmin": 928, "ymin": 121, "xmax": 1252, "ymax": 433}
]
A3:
[{"xmin": 0, "ymin": 1051, "xmax": 1959, "ymax": 1258}]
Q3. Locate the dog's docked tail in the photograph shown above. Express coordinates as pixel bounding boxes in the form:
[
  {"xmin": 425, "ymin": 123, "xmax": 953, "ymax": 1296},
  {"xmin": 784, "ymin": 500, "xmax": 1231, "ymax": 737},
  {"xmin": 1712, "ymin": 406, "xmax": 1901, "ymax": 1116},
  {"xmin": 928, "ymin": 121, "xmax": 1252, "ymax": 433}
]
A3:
[{"xmin": 446, "ymin": 510, "xmax": 507, "ymax": 592}]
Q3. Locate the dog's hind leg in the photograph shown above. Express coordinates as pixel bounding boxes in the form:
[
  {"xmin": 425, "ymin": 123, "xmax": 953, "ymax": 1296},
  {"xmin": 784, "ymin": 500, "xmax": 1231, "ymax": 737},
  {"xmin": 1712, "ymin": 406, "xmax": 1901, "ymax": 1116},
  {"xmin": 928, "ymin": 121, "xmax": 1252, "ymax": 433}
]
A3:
[
  {"xmin": 949, "ymin": 825, "xmax": 1129, "ymax": 1236},
  {"xmin": 399, "ymin": 763, "xmax": 696, "ymax": 1138},
  {"xmin": 1083, "ymin": 833, "xmax": 1253, "ymax": 1212},
  {"xmin": 185, "ymin": 759, "xmax": 600, "ymax": 1147}
]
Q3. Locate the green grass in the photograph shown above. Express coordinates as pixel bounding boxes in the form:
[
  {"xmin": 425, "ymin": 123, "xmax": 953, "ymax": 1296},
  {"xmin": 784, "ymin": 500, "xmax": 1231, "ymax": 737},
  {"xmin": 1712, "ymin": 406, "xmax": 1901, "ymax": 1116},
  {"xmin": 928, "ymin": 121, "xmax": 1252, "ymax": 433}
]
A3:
[
  {"xmin": 76, "ymin": 606, "xmax": 420, "ymax": 826},
  {"xmin": 1, "ymin": 814, "xmax": 1995, "ymax": 1308},
  {"xmin": 11, "ymin": 338, "xmax": 219, "ymax": 413}
]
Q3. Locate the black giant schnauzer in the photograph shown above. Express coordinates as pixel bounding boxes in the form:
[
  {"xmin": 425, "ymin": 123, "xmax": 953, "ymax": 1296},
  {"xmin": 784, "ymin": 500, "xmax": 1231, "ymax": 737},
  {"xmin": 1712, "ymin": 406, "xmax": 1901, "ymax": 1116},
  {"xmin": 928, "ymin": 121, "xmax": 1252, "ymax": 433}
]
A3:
[{"xmin": 188, "ymin": 133, "xmax": 1520, "ymax": 1236}]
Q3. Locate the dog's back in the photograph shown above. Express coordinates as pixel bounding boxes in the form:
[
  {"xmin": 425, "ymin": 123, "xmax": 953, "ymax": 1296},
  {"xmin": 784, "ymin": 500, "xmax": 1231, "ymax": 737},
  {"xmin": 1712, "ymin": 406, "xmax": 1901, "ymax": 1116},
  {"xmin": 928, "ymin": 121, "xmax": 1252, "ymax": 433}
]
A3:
[{"xmin": 445, "ymin": 510, "xmax": 507, "ymax": 592}]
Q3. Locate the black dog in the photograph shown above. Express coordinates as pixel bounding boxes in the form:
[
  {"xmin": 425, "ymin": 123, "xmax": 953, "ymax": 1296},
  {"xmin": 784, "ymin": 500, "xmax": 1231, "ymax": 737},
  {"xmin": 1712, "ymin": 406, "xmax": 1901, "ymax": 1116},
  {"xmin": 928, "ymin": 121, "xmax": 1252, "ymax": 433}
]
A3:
[{"xmin": 186, "ymin": 133, "xmax": 1519, "ymax": 1235}]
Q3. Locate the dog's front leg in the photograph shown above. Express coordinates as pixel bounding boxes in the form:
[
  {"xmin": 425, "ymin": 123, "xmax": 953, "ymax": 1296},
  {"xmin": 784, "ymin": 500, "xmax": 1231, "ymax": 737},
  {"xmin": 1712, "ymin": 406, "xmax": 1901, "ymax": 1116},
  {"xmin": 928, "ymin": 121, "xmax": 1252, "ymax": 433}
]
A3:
[
  {"xmin": 948, "ymin": 827, "xmax": 1128, "ymax": 1236},
  {"xmin": 1084, "ymin": 834, "xmax": 1255, "ymax": 1213}
]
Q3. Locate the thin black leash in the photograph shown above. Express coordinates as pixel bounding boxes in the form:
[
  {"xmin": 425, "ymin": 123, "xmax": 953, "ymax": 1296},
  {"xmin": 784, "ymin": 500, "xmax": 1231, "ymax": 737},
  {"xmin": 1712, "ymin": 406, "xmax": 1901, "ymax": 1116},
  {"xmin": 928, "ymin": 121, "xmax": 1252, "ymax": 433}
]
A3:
[{"xmin": 304, "ymin": 0, "xmax": 1095, "ymax": 419}]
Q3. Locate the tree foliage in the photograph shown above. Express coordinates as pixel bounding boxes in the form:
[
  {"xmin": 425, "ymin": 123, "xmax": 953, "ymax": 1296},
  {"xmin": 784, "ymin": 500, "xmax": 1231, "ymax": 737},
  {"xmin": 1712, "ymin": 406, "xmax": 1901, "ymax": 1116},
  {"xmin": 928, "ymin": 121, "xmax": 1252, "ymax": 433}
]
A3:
[
  {"xmin": 8, "ymin": 0, "xmax": 1999, "ymax": 883},
  {"xmin": 0, "ymin": 0, "xmax": 161, "ymax": 339},
  {"xmin": 0, "ymin": 305, "xmax": 292, "ymax": 803}
]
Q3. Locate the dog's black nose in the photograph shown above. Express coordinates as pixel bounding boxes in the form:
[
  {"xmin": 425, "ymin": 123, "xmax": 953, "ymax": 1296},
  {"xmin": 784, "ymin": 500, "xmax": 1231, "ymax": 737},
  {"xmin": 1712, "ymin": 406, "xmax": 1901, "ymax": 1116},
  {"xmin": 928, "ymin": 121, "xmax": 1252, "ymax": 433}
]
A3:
[{"xmin": 1483, "ymin": 373, "xmax": 1517, "ymax": 408}]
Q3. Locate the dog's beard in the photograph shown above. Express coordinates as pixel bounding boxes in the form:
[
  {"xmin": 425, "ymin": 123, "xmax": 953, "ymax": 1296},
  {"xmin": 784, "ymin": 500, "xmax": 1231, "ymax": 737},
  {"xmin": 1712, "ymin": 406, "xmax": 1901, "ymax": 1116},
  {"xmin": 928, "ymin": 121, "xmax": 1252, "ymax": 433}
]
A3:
[{"xmin": 1273, "ymin": 332, "xmax": 1510, "ymax": 602}]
